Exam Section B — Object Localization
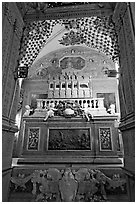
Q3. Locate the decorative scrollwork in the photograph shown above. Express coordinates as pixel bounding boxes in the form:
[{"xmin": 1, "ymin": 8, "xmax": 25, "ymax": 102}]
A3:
[
  {"xmin": 10, "ymin": 168, "xmax": 127, "ymax": 202},
  {"xmin": 99, "ymin": 128, "xmax": 112, "ymax": 150},
  {"xmin": 59, "ymin": 30, "xmax": 86, "ymax": 46}
]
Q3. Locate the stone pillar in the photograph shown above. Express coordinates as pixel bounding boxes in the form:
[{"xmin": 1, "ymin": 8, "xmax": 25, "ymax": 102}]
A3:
[
  {"xmin": 112, "ymin": 2, "xmax": 135, "ymax": 201},
  {"xmin": 2, "ymin": 2, "xmax": 24, "ymax": 201}
]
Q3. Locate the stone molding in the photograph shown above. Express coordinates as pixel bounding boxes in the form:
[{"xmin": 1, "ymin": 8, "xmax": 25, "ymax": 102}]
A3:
[
  {"xmin": 2, "ymin": 116, "xmax": 18, "ymax": 133},
  {"xmin": 3, "ymin": 2, "xmax": 24, "ymax": 40},
  {"xmin": 119, "ymin": 119, "xmax": 135, "ymax": 131},
  {"xmin": 113, "ymin": 2, "xmax": 135, "ymax": 120},
  {"xmin": 23, "ymin": 4, "xmax": 113, "ymax": 22},
  {"xmin": 112, "ymin": 3, "xmax": 127, "ymax": 33}
]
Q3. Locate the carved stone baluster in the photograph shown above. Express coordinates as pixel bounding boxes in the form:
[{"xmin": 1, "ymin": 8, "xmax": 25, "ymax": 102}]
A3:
[
  {"xmin": 89, "ymin": 100, "xmax": 92, "ymax": 108},
  {"xmin": 98, "ymin": 98, "xmax": 104, "ymax": 108},
  {"xmin": 92, "ymin": 99, "xmax": 95, "ymax": 108},
  {"xmin": 36, "ymin": 99, "xmax": 41, "ymax": 109},
  {"xmin": 81, "ymin": 99, "xmax": 84, "ymax": 108}
]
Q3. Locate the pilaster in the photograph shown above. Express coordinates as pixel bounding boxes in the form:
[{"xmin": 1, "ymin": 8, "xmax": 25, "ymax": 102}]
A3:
[
  {"xmin": 2, "ymin": 2, "xmax": 24, "ymax": 201},
  {"xmin": 112, "ymin": 2, "xmax": 135, "ymax": 201}
]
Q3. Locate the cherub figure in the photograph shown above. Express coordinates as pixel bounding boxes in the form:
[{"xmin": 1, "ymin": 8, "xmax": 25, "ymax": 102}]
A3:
[
  {"xmin": 44, "ymin": 102, "xmax": 57, "ymax": 121},
  {"xmin": 23, "ymin": 105, "xmax": 32, "ymax": 117},
  {"xmin": 82, "ymin": 103, "xmax": 93, "ymax": 121},
  {"xmin": 107, "ymin": 103, "xmax": 115, "ymax": 114}
]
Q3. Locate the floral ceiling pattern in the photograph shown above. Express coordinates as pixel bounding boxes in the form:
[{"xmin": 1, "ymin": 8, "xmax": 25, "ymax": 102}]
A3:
[{"xmin": 19, "ymin": 16, "xmax": 119, "ymax": 67}]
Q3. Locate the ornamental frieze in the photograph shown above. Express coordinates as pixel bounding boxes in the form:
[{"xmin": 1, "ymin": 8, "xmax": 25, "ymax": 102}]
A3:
[{"xmin": 10, "ymin": 168, "xmax": 127, "ymax": 202}]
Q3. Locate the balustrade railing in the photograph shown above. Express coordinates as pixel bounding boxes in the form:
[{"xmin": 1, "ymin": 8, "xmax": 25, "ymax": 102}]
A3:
[{"xmin": 36, "ymin": 98, "xmax": 105, "ymax": 110}]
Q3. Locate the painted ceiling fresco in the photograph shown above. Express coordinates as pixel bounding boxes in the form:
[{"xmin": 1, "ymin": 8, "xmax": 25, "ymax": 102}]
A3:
[{"xmin": 28, "ymin": 46, "xmax": 115, "ymax": 80}]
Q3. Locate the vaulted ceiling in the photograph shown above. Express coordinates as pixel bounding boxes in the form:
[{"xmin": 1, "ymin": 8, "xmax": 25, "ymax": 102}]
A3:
[{"xmin": 16, "ymin": 2, "xmax": 119, "ymax": 69}]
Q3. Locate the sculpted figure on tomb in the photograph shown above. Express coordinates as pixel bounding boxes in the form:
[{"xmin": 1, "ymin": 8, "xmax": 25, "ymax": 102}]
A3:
[
  {"xmin": 23, "ymin": 105, "xmax": 33, "ymax": 117},
  {"xmin": 43, "ymin": 102, "xmax": 57, "ymax": 121},
  {"xmin": 107, "ymin": 103, "xmax": 115, "ymax": 115},
  {"xmin": 82, "ymin": 102, "xmax": 93, "ymax": 121}
]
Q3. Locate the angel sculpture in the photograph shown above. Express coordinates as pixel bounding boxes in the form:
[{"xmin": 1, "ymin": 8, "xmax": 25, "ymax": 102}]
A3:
[
  {"xmin": 23, "ymin": 105, "xmax": 33, "ymax": 117},
  {"xmin": 44, "ymin": 102, "xmax": 57, "ymax": 121}
]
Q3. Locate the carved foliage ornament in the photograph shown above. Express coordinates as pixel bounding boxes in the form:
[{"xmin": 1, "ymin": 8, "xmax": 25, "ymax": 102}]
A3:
[
  {"xmin": 27, "ymin": 128, "xmax": 40, "ymax": 150},
  {"xmin": 59, "ymin": 30, "xmax": 86, "ymax": 46},
  {"xmin": 10, "ymin": 168, "xmax": 127, "ymax": 202},
  {"xmin": 99, "ymin": 128, "xmax": 112, "ymax": 150}
]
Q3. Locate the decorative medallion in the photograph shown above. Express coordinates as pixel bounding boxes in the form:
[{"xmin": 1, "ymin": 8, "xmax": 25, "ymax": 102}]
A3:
[{"xmin": 60, "ymin": 56, "xmax": 85, "ymax": 70}]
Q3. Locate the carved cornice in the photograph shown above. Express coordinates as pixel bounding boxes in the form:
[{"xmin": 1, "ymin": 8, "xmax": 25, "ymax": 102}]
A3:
[
  {"xmin": 122, "ymin": 167, "xmax": 135, "ymax": 178},
  {"xmin": 23, "ymin": 4, "xmax": 113, "ymax": 22},
  {"xmin": 119, "ymin": 112, "xmax": 135, "ymax": 131}
]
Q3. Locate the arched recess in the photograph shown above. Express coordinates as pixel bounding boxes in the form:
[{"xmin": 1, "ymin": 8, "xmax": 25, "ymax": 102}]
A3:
[
  {"xmin": 2, "ymin": 2, "xmax": 135, "ymax": 202},
  {"xmin": 15, "ymin": 13, "xmax": 120, "ymax": 128}
]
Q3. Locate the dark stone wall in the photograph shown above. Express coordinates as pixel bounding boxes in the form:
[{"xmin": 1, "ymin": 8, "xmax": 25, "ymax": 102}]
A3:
[
  {"xmin": 2, "ymin": 2, "xmax": 24, "ymax": 201},
  {"xmin": 112, "ymin": 2, "xmax": 135, "ymax": 201}
]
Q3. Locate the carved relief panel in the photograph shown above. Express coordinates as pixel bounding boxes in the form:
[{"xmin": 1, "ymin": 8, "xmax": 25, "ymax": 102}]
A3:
[
  {"xmin": 10, "ymin": 167, "xmax": 127, "ymax": 202},
  {"xmin": 99, "ymin": 127, "xmax": 112, "ymax": 151},
  {"xmin": 27, "ymin": 128, "xmax": 40, "ymax": 151},
  {"xmin": 48, "ymin": 128, "xmax": 91, "ymax": 151}
]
